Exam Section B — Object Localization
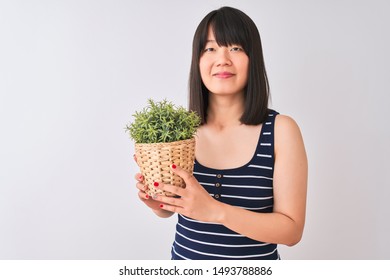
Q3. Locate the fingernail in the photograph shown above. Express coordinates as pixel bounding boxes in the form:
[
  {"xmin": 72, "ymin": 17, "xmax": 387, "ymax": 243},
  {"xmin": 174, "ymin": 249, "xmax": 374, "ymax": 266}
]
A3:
[
  {"xmin": 159, "ymin": 204, "xmax": 164, "ymax": 208},
  {"xmin": 171, "ymin": 164, "xmax": 177, "ymax": 169},
  {"xmin": 153, "ymin": 182, "xmax": 159, "ymax": 187},
  {"xmin": 139, "ymin": 175, "xmax": 143, "ymax": 180},
  {"xmin": 145, "ymin": 194, "xmax": 149, "ymax": 199}
]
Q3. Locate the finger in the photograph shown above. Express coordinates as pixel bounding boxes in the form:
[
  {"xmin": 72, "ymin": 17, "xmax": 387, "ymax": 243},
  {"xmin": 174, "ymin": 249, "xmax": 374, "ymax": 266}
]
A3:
[
  {"xmin": 138, "ymin": 190, "xmax": 150, "ymax": 200},
  {"xmin": 136, "ymin": 181, "xmax": 148, "ymax": 192},
  {"xmin": 134, "ymin": 173, "xmax": 144, "ymax": 182},
  {"xmin": 133, "ymin": 154, "xmax": 140, "ymax": 167},
  {"xmin": 153, "ymin": 181, "xmax": 185, "ymax": 197},
  {"xmin": 170, "ymin": 164, "xmax": 197, "ymax": 185},
  {"xmin": 153, "ymin": 193, "xmax": 185, "ymax": 208},
  {"xmin": 159, "ymin": 203, "xmax": 183, "ymax": 214}
]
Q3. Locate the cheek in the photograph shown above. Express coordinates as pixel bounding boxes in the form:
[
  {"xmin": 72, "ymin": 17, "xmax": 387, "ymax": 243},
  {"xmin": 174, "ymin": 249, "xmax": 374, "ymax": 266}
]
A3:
[
  {"xmin": 199, "ymin": 60, "xmax": 210, "ymax": 81},
  {"xmin": 238, "ymin": 60, "xmax": 249, "ymax": 80}
]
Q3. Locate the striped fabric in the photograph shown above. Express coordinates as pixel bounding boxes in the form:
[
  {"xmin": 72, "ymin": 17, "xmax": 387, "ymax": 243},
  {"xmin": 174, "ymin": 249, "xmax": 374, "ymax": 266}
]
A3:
[{"xmin": 171, "ymin": 110, "xmax": 280, "ymax": 260}]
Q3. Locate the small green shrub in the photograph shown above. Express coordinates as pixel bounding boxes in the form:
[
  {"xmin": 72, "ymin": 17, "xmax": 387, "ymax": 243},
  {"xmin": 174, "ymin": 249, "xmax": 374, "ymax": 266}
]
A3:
[{"xmin": 125, "ymin": 99, "xmax": 201, "ymax": 143}]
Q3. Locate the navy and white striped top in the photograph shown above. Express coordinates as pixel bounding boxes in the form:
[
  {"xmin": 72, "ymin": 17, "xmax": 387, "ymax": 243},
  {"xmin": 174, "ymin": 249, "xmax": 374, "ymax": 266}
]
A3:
[{"xmin": 171, "ymin": 110, "xmax": 280, "ymax": 260}]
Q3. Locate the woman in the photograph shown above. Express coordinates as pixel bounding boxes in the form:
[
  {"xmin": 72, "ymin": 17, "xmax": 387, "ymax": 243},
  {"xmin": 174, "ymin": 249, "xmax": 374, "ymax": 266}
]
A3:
[{"xmin": 134, "ymin": 6, "xmax": 307, "ymax": 260}]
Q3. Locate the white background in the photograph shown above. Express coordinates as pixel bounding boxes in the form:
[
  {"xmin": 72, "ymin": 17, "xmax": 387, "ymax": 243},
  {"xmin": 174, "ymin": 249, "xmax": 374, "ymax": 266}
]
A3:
[{"xmin": 1, "ymin": 0, "xmax": 389, "ymax": 260}]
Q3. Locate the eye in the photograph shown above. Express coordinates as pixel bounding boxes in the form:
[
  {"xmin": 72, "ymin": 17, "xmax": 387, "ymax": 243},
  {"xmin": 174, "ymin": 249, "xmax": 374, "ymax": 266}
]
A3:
[
  {"xmin": 204, "ymin": 47, "xmax": 215, "ymax": 53},
  {"xmin": 230, "ymin": 46, "xmax": 244, "ymax": 52}
]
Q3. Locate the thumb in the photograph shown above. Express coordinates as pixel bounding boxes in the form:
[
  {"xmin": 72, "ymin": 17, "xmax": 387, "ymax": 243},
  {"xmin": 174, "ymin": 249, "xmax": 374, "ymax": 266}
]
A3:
[{"xmin": 171, "ymin": 164, "xmax": 195, "ymax": 184}]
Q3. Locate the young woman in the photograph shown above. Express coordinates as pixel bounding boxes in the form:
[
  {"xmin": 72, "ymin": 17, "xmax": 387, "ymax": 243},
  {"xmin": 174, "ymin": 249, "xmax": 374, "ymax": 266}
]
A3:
[{"xmin": 134, "ymin": 6, "xmax": 308, "ymax": 260}]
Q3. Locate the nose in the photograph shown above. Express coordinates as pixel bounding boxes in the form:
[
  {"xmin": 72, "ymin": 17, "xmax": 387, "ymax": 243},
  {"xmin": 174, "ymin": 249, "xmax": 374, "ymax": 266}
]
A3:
[{"xmin": 216, "ymin": 48, "xmax": 232, "ymax": 66}]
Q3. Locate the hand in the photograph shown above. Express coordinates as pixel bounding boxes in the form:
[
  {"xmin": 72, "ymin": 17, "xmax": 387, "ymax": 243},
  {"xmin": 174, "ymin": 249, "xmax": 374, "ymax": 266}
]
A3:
[
  {"xmin": 152, "ymin": 164, "xmax": 223, "ymax": 223},
  {"xmin": 133, "ymin": 173, "xmax": 160, "ymax": 210},
  {"xmin": 133, "ymin": 155, "xmax": 173, "ymax": 217}
]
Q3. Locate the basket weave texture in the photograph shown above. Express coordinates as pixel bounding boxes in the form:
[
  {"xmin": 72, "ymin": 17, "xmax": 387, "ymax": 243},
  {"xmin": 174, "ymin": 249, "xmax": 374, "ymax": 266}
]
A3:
[{"xmin": 135, "ymin": 138, "xmax": 196, "ymax": 196}]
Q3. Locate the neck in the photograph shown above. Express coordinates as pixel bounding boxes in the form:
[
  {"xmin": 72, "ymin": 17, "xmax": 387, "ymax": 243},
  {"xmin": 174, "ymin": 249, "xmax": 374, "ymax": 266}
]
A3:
[{"xmin": 207, "ymin": 94, "xmax": 244, "ymax": 129}]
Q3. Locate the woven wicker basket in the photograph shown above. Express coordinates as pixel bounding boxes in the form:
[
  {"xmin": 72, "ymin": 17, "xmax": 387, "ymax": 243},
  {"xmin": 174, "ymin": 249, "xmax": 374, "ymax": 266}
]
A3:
[{"xmin": 135, "ymin": 137, "xmax": 196, "ymax": 197}]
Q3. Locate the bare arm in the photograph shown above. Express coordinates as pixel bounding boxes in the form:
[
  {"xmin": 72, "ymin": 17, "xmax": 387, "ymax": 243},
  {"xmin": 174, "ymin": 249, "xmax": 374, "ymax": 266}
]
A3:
[{"xmin": 213, "ymin": 115, "xmax": 307, "ymax": 245}]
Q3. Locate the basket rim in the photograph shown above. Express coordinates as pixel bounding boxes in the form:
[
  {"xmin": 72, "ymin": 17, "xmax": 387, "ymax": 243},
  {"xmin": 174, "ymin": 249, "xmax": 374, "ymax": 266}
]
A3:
[{"xmin": 135, "ymin": 137, "xmax": 195, "ymax": 147}]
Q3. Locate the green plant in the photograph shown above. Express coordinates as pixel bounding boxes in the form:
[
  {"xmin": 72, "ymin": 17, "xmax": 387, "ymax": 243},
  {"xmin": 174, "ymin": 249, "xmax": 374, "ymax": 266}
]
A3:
[{"xmin": 126, "ymin": 99, "xmax": 201, "ymax": 143}]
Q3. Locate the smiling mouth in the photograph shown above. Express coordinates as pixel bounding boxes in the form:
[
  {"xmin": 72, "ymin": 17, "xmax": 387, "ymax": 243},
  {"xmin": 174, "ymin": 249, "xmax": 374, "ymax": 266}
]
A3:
[{"xmin": 213, "ymin": 72, "xmax": 235, "ymax": 78}]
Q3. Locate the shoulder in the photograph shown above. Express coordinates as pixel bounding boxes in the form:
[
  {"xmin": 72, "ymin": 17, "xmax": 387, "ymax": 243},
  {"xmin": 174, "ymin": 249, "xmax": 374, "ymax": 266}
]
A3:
[
  {"xmin": 274, "ymin": 114, "xmax": 305, "ymax": 153},
  {"xmin": 274, "ymin": 114, "xmax": 300, "ymax": 131}
]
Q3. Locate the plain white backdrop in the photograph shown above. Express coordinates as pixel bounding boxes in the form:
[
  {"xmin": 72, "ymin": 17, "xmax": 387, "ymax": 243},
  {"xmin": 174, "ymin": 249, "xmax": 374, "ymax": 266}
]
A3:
[{"xmin": 1, "ymin": 0, "xmax": 389, "ymax": 259}]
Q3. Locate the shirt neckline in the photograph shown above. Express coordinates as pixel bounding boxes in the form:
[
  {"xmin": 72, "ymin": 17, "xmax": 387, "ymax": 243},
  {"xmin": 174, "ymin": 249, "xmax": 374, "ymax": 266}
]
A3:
[{"xmin": 194, "ymin": 121, "xmax": 267, "ymax": 173}]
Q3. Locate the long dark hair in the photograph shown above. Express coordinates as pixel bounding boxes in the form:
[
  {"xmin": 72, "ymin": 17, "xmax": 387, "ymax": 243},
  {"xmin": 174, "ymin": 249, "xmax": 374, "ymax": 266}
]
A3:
[{"xmin": 189, "ymin": 6, "xmax": 270, "ymax": 125}]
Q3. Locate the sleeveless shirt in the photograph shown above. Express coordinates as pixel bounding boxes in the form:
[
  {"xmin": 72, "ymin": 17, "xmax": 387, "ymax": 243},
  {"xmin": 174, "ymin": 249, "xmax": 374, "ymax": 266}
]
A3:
[{"xmin": 171, "ymin": 110, "xmax": 279, "ymax": 260}]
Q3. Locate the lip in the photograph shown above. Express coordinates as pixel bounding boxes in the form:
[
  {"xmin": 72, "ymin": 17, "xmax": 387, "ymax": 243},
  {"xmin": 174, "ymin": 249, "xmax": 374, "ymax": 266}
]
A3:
[{"xmin": 213, "ymin": 71, "xmax": 235, "ymax": 78}]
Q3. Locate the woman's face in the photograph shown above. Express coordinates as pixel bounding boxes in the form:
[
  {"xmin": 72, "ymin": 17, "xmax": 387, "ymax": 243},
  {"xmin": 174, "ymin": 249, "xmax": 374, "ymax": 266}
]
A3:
[{"xmin": 199, "ymin": 28, "xmax": 249, "ymax": 97}]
